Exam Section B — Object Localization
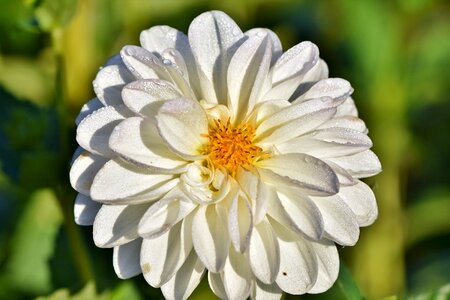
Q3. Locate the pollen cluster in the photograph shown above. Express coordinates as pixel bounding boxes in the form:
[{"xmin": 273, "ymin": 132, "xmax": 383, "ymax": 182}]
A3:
[{"xmin": 202, "ymin": 119, "xmax": 263, "ymax": 176}]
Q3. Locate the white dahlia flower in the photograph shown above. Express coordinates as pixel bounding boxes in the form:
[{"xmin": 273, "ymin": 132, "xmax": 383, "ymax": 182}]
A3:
[{"xmin": 70, "ymin": 10, "xmax": 381, "ymax": 300}]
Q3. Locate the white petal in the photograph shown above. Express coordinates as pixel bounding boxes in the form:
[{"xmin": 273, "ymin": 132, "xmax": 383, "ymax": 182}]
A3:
[
  {"xmin": 121, "ymin": 79, "xmax": 181, "ymax": 116},
  {"xmin": 327, "ymin": 150, "xmax": 382, "ymax": 178},
  {"xmin": 256, "ymin": 153, "xmax": 339, "ymax": 196},
  {"xmin": 222, "ymin": 248, "xmax": 252, "ymax": 300},
  {"xmin": 76, "ymin": 105, "xmax": 131, "ymax": 157},
  {"xmin": 336, "ymin": 97, "xmax": 358, "ymax": 117},
  {"xmin": 208, "ymin": 272, "xmax": 227, "ymax": 299},
  {"xmin": 113, "ymin": 238, "xmax": 142, "ymax": 279},
  {"xmin": 93, "ymin": 55, "xmax": 134, "ymax": 106},
  {"xmin": 91, "ymin": 159, "xmax": 177, "ymax": 204},
  {"xmin": 228, "ymin": 194, "xmax": 253, "ymax": 253},
  {"xmin": 161, "ymin": 250, "xmax": 205, "ymax": 300},
  {"xmin": 302, "ymin": 59, "xmax": 329, "ymax": 83},
  {"xmin": 308, "ymin": 240, "xmax": 339, "ymax": 294},
  {"xmin": 257, "ymin": 108, "xmax": 337, "ymax": 145},
  {"xmin": 249, "ymin": 220, "xmax": 280, "ymax": 284},
  {"xmin": 268, "ymin": 188, "xmax": 324, "ymax": 240},
  {"xmin": 138, "ymin": 188, "xmax": 196, "ymax": 238},
  {"xmin": 120, "ymin": 46, "xmax": 159, "ymax": 79},
  {"xmin": 312, "ymin": 195, "xmax": 360, "ymax": 246},
  {"xmin": 188, "ymin": 11, "xmax": 244, "ymax": 103},
  {"xmin": 227, "ymin": 33, "xmax": 272, "ymax": 123},
  {"xmin": 338, "ymin": 180, "xmax": 378, "ymax": 226},
  {"xmin": 255, "ymin": 97, "xmax": 340, "ymax": 139},
  {"xmin": 141, "ymin": 219, "xmax": 193, "ymax": 287},
  {"xmin": 276, "ymin": 127, "xmax": 372, "ymax": 159},
  {"xmin": 319, "ymin": 116, "xmax": 367, "ymax": 133},
  {"xmin": 109, "ymin": 117, "xmax": 187, "ymax": 172},
  {"xmin": 74, "ymin": 194, "xmax": 101, "ymax": 226},
  {"xmin": 245, "ymin": 28, "xmax": 282, "ymax": 65},
  {"xmin": 156, "ymin": 98, "xmax": 208, "ymax": 159},
  {"xmin": 324, "ymin": 161, "xmax": 357, "ymax": 186},
  {"xmin": 75, "ymin": 98, "xmax": 103, "ymax": 125},
  {"xmin": 93, "ymin": 203, "xmax": 149, "ymax": 247},
  {"xmin": 251, "ymin": 280, "xmax": 282, "ymax": 300},
  {"xmin": 295, "ymin": 78, "xmax": 353, "ymax": 103},
  {"xmin": 237, "ymin": 169, "xmax": 268, "ymax": 224},
  {"xmin": 274, "ymin": 230, "xmax": 318, "ymax": 294},
  {"xmin": 192, "ymin": 205, "xmax": 229, "ymax": 272},
  {"xmin": 272, "ymin": 41, "xmax": 319, "ymax": 84},
  {"xmin": 70, "ymin": 151, "xmax": 108, "ymax": 195}
]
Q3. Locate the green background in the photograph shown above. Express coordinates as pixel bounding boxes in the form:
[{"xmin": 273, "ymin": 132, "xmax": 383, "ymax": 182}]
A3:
[{"xmin": 0, "ymin": 0, "xmax": 449, "ymax": 299}]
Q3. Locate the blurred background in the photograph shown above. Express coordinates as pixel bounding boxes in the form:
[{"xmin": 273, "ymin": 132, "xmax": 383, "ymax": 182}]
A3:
[{"xmin": 0, "ymin": 0, "xmax": 449, "ymax": 299}]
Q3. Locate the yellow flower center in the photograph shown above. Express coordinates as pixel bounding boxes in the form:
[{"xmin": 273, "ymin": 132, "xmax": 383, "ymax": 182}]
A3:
[{"xmin": 201, "ymin": 119, "xmax": 264, "ymax": 176}]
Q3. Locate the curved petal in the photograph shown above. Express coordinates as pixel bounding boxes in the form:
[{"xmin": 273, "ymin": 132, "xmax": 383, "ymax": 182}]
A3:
[
  {"xmin": 295, "ymin": 78, "xmax": 353, "ymax": 103},
  {"xmin": 273, "ymin": 225, "xmax": 318, "ymax": 295},
  {"xmin": 75, "ymin": 97, "xmax": 103, "ymax": 125},
  {"xmin": 188, "ymin": 10, "xmax": 244, "ymax": 103},
  {"xmin": 156, "ymin": 98, "xmax": 208, "ymax": 159},
  {"xmin": 245, "ymin": 28, "xmax": 282, "ymax": 65},
  {"xmin": 327, "ymin": 150, "xmax": 382, "ymax": 178},
  {"xmin": 208, "ymin": 271, "xmax": 227, "ymax": 299},
  {"xmin": 70, "ymin": 151, "xmax": 108, "ymax": 195},
  {"xmin": 237, "ymin": 169, "xmax": 268, "ymax": 224},
  {"xmin": 109, "ymin": 117, "xmax": 187, "ymax": 172},
  {"xmin": 76, "ymin": 105, "xmax": 131, "ymax": 157},
  {"xmin": 227, "ymin": 33, "xmax": 272, "ymax": 123},
  {"xmin": 228, "ymin": 194, "xmax": 253, "ymax": 253},
  {"xmin": 222, "ymin": 247, "xmax": 252, "ymax": 300},
  {"xmin": 319, "ymin": 116, "xmax": 367, "ymax": 133},
  {"xmin": 249, "ymin": 220, "xmax": 280, "ymax": 284},
  {"xmin": 161, "ymin": 250, "xmax": 205, "ymax": 300},
  {"xmin": 312, "ymin": 195, "xmax": 360, "ymax": 246},
  {"xmin": 336, "ymin": 97, "xmax": 358, "ymax": 117},
  {"xmin": 268, "ymin": 188, "xmax": 324, "ymax": 240},
  {"xmin": 141, "ymin": 218, "xmax": 193, "ymax": 287},
  {"xmin": 307, "ymin": 240, "xmax": 339, "ymax": 294},
  {"xmin": 93, "ymin": 203, "xmax": 149, "ymax": 248},
  {"xmin": 113, "ymin": 238, "xmax": 142, "ymax": 279},
  {"xmin": 91, "ymin": 159, "xmax": 177, "ymax": 204},
  {"xmin": 74, "ymin": 194, "xmax": 101, "ymax": 226},
  {"xmin": 121, "ymin": 79, "xmax": 181, "ymax": 116},
  {"xmin": 120, "ymin": 46, "xmax": 159, "ymax": 79},
  {"xmin": 339, "ymin": 180, "xmax": 378, "ymax": 226},
  {"xmin": 252, "ymin": 280, "xmax": 283, "ymax": 300},
  {"xmin": 93, "ymin": 55, "xmax": 134, "ymax": 106},
  {"xmin": 256, "ymin": 153, "xmax": 339, "ymax": 196},
  {"xmin": 192, "ymin": 205, "xmax": 230, "ymax": 272},
  {"xmin": 138, "ymin": 188, "xmax": 196, "ymax": 238}
]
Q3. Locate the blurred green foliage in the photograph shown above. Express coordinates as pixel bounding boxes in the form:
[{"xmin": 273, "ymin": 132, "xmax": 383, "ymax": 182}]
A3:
[{"xmin": 0, "ymin": 0, "xmax": 449, "ymax": 299}]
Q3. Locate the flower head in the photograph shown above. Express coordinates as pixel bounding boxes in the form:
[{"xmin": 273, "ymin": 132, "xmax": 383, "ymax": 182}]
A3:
[{"xmin": 70, "ymin": 10, "xmax": 381, "ymax": 299}]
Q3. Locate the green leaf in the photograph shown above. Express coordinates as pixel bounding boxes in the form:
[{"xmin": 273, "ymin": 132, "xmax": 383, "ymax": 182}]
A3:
[
  {"xmin": 407, "ymin": 283, "xmax": 450, "ymax": 300},
  {"xmin": 35, "ymin": 281, "xmax": 109, "ymax": 300},
  {"xmin": 28, "ymin": 0, "xmax": 78, "ymax": 31},
  {"xmin": 5, "ymin": 189, "xmax": 63, "ymax": 295}
]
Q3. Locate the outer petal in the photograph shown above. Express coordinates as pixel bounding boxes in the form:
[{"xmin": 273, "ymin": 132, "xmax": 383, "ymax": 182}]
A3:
[
  {"xmin": 73, "ymin": 194, "xmax": 101, "ymax": 226},
  {"xmin": 75, "ymin": 98, "xmax": 103, "ymax": 125},
  {"xmin": 91, "ymin": 159, "xmax": 177, "ymax": 204},
  {"xmin": 307, "ymin": 240, "xmax": 339, "ymax": 294},
  {"xmin": 93, "ymin": 203, "xmax": 149, "ymax": 248},
  {"xmin": 327, "ymin": 150, "xmax": 382, "ymax": 178},
  {"xmin": 227, "ymin": 32, "xmax": 272, "ymax": 123},
  {"xmin": 138, "ymin": 188, "xmax": 197, "ymax": 238},
  {"xmin": 188, "ymin": 11, "xmax": 244, "ymax": 103},
  {"xmin": 295, "ymin": 78, "xmax": 353, "ymax": 103},
  {"xmin": 121, "ymin": 79, "xmax": 181, "ymax": 116},
  {"xmin": 339, "ymin": 180, "xmax": 378, "ymax": 226},
  {"xmin": 222, "ymin": 248, "xmax": 252, "ymax": 300},
  {"xmin": 161, "ymin": 250, "xmax": 205, "ymax": 300},
  {"xmin": 70, "ymin": 151, "xmax": 108, "ymax": 195},
  {"xmin": 76, "ymin": 105, "xmax": 131, "ymax": 157},
  {"xmin": 312, "ymin": 195, "xmax": 360, "ymax": 246},
  {"xmin": 256, "ymin": 153, "xmax": 339, "ymax": 196},
  {"xmin": 192, "ymin": 205, "xmax": 230, "ymax": 272},
  {"xmin": 93, "ymin": 55, "xmax": 134, "ymax": 106},
  {"xmin": 237, "ymin": 169, "xmax": 268, "ymax": 224},
  {"xmin": 319, "ymin": 116, "xmax": 368, "ymax": 133},
  {"xmin": 245, "ymin": 28, "xmax": 282, "ymax": 65},
  {"xmin": 208, "ymin": 271, "xmax": 227, "ymax": 299},
  {"xmin": 251, "ymin": 280, "xmax": 282, "ymax": 300},
  {"xmin": 273, "ymin": 222, "xmax": 319, "ymax": 294},
  {"xmin": 249, "ymin": 219, "xmax": 280, "ymax": 284},
  {"xmin": 109, "ymin": 117, "xmax": 187, "ymax": 172},
  {"xmin": 120, "ymin": 46, "xmax": 159, "ymax": 79},
  {"xmin": 113, "ymin": 238, "xmax": 142, "ymax": 279},
  {"xmin": 228, "ymin": 194, "xmax": 253, "ymax": 253},
  {"xmin": 156, "ymin": 98, "xmax": 208, "ymax": 159},
  {"xmin": 141, "ymin": 218, "xmax": 193, "ymax": 287}
]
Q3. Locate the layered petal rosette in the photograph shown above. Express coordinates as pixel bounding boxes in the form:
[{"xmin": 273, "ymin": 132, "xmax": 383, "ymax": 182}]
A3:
[{"xmin": 70, "ymin": 10, "xmax": 381, "ymax": 300}]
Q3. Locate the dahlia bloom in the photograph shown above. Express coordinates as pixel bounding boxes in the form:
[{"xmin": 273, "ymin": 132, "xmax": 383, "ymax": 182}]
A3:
[{"xmin": 70, "ymin": 10, "xmax": 381, "ymax": 299}]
